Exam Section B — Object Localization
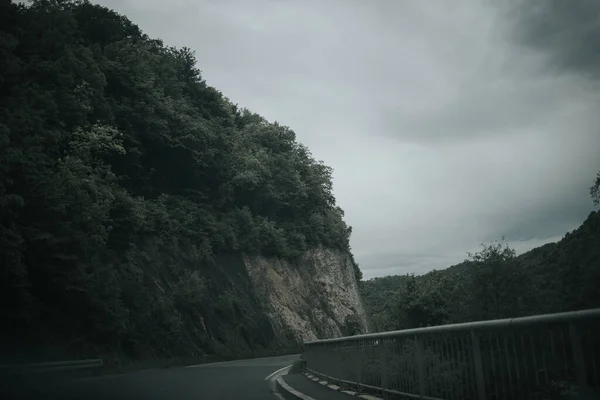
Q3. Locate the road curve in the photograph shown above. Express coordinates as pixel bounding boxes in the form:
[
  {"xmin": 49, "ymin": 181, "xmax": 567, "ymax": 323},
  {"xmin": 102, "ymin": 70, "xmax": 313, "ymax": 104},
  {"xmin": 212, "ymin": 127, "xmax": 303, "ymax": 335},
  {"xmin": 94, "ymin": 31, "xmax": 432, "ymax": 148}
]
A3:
[{"xmin": 2, "ymin": 354, "xmax": 300, "ymax": 400}]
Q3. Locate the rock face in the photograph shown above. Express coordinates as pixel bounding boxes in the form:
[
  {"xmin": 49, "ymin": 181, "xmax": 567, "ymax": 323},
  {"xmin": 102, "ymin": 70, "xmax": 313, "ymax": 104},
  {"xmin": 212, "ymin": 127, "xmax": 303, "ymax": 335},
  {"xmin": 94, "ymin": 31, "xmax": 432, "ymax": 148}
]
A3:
[
  {"xmin": 244, "ymin": 247, "xmax": 369, "ymax": 342},
  {"xmin": 2, "ymin": 246, "xmax": 366, "ymax": 363}
]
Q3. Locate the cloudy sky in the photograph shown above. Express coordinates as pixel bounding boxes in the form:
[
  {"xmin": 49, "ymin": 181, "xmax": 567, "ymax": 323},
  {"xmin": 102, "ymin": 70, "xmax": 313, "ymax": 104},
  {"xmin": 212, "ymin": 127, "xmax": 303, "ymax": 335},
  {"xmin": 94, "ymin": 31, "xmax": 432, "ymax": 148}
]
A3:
[{"xmin": 96, "ymin": 0, "xmax": 600, "ymax": 279}]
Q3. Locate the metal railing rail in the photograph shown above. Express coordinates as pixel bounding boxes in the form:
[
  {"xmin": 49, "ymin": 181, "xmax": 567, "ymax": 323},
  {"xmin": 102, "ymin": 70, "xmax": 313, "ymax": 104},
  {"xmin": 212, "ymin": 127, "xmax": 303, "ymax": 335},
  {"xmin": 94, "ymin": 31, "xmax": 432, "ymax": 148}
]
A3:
[
  {"xmin": 303, "ymin": 309, "xmax": 600, "ymax": 400},
  {"xmin": 0, "ymin": 359, "xmax": 103, "ymax": 375}
]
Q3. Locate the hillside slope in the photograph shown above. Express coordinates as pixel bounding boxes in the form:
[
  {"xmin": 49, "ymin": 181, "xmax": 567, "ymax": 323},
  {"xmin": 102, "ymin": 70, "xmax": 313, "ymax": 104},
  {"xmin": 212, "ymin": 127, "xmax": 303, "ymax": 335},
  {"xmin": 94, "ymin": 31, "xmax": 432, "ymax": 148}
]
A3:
[
  {"xmin": 361, "ymin": 210, "xmax": 600, "ymax": 332},
  {"xmin": 516, "ymin": 210, "xmax": 600, "ymax": 313},
  {"xmin": 0, "ymin": 0, "xmax": 365, "ymax": 364}
]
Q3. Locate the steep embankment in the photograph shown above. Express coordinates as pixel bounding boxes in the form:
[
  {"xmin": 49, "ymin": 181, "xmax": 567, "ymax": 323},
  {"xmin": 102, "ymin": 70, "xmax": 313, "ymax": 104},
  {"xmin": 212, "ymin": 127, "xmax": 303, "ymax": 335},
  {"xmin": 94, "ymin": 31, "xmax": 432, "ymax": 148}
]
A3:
[{"xmin": 0, "ymin": 0, "xmax": 366, "ymax": 364}]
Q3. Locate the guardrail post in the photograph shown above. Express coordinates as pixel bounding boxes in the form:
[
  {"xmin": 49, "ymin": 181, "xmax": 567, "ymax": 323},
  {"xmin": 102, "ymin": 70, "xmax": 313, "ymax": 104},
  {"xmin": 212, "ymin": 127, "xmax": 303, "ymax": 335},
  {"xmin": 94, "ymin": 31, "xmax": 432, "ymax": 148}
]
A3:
[
  {"xmin": 569, "ymin": 323, "xmax": 587, "ymax": 388},
  {"xmin": 337, "ymin": 341, "xmax": 342, "ymax": 387},
  {"xmin": 379, "ymin": 339, "xmax": 389, "ymax": 399},
  {"xmin": 414, "ymin": 336, "xmax": 426, "ymax": 397},
  {"xmin": 471, "ymin": 331, "xmax": 486, "ymax": 400},
  {"xmin": 355, "ymin": 339, "xmax": 362, "ymax": 394}
]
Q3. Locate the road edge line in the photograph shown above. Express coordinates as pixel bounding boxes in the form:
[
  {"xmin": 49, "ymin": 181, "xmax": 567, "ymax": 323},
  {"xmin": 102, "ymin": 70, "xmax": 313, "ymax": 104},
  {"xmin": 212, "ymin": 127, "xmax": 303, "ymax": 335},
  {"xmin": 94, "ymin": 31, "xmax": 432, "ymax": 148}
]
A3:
[
  {"xmin": 265, "ymin": 364, "xmax": 293, "ymax": 381},
  {"xmin": 300, "ymin": 372, "xmax": 359, "ymax": 398},
  {"xmin": 275, "ymin": 376, "xmax": 317, "ymax": 400}
]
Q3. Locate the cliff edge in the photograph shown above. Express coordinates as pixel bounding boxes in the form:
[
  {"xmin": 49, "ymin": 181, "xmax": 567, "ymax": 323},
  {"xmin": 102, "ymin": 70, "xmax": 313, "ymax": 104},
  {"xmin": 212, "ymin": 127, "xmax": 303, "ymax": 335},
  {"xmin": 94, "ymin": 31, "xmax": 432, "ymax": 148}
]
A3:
[{"xmin": 245, "ymin": 247, "xmax": 368, "ymax": 342}]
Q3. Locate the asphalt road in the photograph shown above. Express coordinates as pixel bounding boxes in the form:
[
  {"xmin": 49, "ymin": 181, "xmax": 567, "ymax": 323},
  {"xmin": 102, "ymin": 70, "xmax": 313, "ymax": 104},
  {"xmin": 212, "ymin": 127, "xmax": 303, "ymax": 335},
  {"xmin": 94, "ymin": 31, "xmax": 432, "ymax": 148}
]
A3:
[{"xmin": 1, "ymin": 354, "xmax": 300, "ymax": 400}]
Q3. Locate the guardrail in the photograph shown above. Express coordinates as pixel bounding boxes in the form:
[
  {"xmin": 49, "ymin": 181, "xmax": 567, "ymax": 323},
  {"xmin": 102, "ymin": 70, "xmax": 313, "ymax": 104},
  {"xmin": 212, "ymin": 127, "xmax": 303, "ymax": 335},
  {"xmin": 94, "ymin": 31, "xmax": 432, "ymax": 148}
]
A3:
[
  {"xmin": 0, "ymin": 359, "xmax": 103, "ymax": 376},
  {"xmin": 303, "ymin": 309, "xmax": 600, "ymax": 400}
]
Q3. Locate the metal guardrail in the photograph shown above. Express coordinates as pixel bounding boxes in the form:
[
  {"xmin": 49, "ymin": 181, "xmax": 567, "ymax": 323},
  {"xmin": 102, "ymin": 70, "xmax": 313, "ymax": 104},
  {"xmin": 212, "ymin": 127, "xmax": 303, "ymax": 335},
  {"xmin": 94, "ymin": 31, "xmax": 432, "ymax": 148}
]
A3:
[
  {"xmin": 0, "ymin": 359, "xmax": 103, "ymax": 375},
  {"xmin": 303, "ymin": 309, "xmax": 600, "ymax": 400}
]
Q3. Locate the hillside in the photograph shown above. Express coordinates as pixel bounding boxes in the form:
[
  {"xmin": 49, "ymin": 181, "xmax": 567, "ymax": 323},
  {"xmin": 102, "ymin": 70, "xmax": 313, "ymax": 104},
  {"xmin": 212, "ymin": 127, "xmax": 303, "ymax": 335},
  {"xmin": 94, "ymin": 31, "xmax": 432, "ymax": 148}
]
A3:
[
  {"xmin": 0, "ymin": 0, "xmax": 365, "ymax": 365},
  {"xmin": 516, "ymin": 210, "xmax": 600, "ymax": 313},
  {"xmin": 361, "ymin": 210, "xmax": 600, "ymax": 332}
]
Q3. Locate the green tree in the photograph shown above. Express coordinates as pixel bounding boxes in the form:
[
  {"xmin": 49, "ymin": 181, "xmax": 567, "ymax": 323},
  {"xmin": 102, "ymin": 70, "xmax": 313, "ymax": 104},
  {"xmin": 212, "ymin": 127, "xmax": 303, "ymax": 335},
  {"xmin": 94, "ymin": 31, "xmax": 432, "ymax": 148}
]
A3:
[
  {"xmin": 342, "ymin": 313, "xmax": 362, "ymax": 336},
  {"xmin": 465, "ymin": 238, "xmax": 527, "ymax": 320},
  {"xmin": 591, "ymin": 170, "xmax": 600, "ymax": 206},
  {"xmin": 0, "ymin": 0, "xmax": 357, "ymax": 362},
  {"xmin": 393, "ymin": 272, "xmax": 452, "ymax": 329}
]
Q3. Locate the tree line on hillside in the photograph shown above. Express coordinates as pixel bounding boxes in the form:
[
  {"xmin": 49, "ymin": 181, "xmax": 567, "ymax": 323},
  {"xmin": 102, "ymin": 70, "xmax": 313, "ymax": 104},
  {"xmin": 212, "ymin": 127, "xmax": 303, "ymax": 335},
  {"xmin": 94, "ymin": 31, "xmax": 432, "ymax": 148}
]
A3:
[
  {"xmin": 361, "ymin": 173, "xmax": 600, "ymax": 332},
  {"xmin": 0, "ymin": 0, "xmax": 360, "ymax": 363}
]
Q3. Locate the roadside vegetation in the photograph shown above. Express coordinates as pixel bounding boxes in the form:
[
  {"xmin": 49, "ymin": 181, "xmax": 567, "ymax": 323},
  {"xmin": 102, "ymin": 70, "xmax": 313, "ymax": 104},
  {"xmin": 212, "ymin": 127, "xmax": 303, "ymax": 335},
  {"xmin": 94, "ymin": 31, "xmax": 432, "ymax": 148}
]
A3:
[
  {"xmin": 361, "ymin": 172, "xmax": 600, "ymax": 331},
  {"xmin": 0, "ymin": 0, "xmax": 359, "ymax": 364}
]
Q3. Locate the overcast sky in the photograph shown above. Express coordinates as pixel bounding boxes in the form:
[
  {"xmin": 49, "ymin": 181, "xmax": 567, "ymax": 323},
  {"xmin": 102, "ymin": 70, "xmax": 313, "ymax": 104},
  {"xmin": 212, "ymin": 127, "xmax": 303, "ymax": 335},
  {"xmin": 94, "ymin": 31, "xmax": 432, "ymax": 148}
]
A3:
[{"xmin": 96, "ymin": 0, "xmax": 600, "ymax": 279}]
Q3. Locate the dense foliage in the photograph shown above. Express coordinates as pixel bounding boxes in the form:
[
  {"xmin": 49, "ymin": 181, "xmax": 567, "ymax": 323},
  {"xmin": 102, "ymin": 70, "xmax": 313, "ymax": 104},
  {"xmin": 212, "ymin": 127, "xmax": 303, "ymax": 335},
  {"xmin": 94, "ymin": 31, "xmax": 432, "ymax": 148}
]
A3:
[
  {"xmin": 358, "ymin": 192, "xmax": 600, "ymax": 398},
  {"xmin": 0, "ymin": 0, "xmax": 359, "ymax": 363},
  {"xmin": 361, "ymin": 201, "xmax": 600, "ymax": 332},
  {"xmin": 591, "ymin": 171, "xmax": 600, "ymax": 206}
]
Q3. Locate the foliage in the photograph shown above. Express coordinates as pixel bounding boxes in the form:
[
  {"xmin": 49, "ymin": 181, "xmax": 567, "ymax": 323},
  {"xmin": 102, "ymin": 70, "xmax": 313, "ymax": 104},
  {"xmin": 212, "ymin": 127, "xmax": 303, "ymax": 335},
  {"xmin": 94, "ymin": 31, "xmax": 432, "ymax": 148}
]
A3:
[
  {"xmin": 355, "ymin": 172, "xmax": 600, "ymax": 398},
  {"xmin": 360, "ymin": 275, "xmax": 410, "ymax": 332},
  {"xmin": 362, "ymin": 209, "xmax": 600, "ymax": 331},
  {"xmin": 591, "ymin": 170, "xmax": 600, "ymax": 206},
  {"xmin": 463, "ymin": 237, "xmax": 532, "ymax": 321},
  {"xmin": 349, "ymin": 250, "xmax": 363, "ymax": 281},
  {"xmin": 342, "ymin": 313, "xmax": 362, "ymax": 336},
  {"xmin": 0, "ymin": 0, "xmax": 360, "ymax": 362}
]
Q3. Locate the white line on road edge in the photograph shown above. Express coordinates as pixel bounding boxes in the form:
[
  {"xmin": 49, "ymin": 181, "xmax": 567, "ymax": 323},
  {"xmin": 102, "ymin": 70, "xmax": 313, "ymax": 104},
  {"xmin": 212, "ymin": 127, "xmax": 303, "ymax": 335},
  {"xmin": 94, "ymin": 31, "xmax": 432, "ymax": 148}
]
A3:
[
  {"xmin": 264, "ymin": 364, "xmax": 292, "ymax": 381},
  {"xmin": 274, "ymin": 370, "xmax": 358, "ymax": 400},
  {"xmin": 266, "ymin": 365, "xmax": 293, "ymax": 400},
  {"xmin": 184, "ymin": 359, "xmax": 240, "ymax": 368},
  {"xmin": 358, "ymin": 395, "xmax": 383, "ymax": 400},
  {"xmin": 275, "ymin": 376, "xmax": 316, "ymax": 400}
]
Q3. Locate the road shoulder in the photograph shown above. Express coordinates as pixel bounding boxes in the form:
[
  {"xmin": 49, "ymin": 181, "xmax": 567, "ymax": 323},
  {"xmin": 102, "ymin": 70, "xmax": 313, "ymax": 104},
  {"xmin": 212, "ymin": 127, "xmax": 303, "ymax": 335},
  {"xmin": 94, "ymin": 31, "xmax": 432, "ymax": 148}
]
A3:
[{"xmin": 277, "ymin": 373, "xmax": 360, "ymax": 400}]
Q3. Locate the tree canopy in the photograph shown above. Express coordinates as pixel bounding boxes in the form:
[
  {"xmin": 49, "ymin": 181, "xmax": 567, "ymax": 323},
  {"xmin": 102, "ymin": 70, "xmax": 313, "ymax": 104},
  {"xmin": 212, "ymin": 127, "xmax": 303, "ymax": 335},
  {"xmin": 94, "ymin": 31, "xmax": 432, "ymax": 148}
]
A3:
[
  {"xmin": 591, "ymin": 170, "xmax": 600, "ymax": 206},
  {"xmin": 0, "ymin": 0, "xmax": 359, "ymax": 362},
  {"xmin": 362, "ymin": 204, "xmax": 600, "ymax": 332}
]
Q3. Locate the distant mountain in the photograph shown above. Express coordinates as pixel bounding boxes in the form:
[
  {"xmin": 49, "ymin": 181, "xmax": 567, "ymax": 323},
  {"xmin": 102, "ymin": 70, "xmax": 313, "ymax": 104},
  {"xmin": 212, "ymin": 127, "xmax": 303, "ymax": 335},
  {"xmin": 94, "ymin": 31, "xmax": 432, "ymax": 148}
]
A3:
[
  {"xmin": 361, "ymin": 210, "xmax": 600, "ymax": 332},
  {"xmin": 516, "ymin": 210, "xmax": 600, "ymax": 314}
]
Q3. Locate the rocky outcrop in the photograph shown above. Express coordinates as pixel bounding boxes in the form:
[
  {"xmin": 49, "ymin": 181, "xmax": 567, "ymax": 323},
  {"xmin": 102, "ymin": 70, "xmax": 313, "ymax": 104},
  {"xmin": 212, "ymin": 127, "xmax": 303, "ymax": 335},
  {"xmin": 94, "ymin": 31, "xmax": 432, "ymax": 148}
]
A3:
[{"xmin": 244, "ymin": 247, "xmax": 368, "ymax": 342}]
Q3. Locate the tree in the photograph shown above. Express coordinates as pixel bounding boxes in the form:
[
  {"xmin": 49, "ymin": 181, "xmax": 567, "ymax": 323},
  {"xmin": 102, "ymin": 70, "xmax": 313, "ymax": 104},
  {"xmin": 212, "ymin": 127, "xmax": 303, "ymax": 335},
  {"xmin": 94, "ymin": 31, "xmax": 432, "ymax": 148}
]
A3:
[
  {"xmin": 361, "ymin": 209, "xmax": 600, "ymax": 332},
  {"xmin": 342, "ymin": 313, "xmax": 362, "ymax": 336},
  {"xmin": 0, "ymin": 0, "xmax": 358, "ymax": 362},
  {"xmin": 591, "ymin": 170, "xmax": 600, "ymax": 206},
  {"xmin": 465, "ymin": 238, "xmax": 529, "ymax": 320},
  {"xmin": 393, "ymin": 272, "xmax": 451, "ymax": 329},
  {"xmin": 350, "ymin": 251, "xmax": 363, "ymax": 282}
]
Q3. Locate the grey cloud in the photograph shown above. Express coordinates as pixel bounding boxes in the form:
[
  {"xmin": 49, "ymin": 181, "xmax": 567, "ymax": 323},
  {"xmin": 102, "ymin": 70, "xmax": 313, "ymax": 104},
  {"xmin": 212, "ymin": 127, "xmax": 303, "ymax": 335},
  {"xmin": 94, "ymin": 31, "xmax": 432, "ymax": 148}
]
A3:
[
  {"xmin": 503, "ymin": 0, "xmax": 600, "ymax": 80},
  {"xmin": 381, "ymin": 77, "xmax": 566, "ymax": 145},
  {"xmin": 485, "ymin": 199, "xmax": 594, "ymax": 243},
  {"xmin": 359, "ymin": 253, "xmax": 462, "ymax": 280},
  {"xmin": 93, "ymin": 0, "xmax": 600, "ymax": 278}
]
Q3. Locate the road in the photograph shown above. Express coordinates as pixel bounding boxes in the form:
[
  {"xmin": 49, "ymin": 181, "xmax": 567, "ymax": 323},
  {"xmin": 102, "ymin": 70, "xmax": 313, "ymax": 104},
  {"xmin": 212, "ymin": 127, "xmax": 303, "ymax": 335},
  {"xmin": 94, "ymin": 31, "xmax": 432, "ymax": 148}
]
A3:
[{"xmin": 1, "ymin": 354, "xmax": 300, "ymax": 400}]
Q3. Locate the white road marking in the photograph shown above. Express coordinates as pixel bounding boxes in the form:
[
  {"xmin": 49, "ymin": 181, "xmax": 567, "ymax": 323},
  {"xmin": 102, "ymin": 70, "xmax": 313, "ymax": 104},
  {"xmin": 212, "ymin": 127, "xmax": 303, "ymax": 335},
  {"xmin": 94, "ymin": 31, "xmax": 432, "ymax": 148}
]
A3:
[
  {"xmin": 264, "ymin": 364, "xmax": 292, "ymax": 381},
  {"xmin": 266, "ymin": 365, "xmax": 294, "ymax": 400},
  {"xmin": 184, "ymin": 354, "xmax": 300, "ymax": 369},
  {"xmin": 184, "ymin": 359, "xmax": 240, "ymax": 368},
  {"xmin": 275, "ymin": 376, "xmax": 317, "ymax": 400},
  {"xmin": 359, "ymin": 395, "xmax": 384, "ymax": 400}
]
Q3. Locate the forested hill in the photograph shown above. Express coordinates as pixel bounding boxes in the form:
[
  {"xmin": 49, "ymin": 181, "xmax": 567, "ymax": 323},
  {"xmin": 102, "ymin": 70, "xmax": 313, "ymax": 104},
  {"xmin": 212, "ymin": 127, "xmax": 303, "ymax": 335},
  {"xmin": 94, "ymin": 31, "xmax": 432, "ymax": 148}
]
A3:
[
  {"xmin": 0, "ymin": 0, "xmax": 360, "ymax": 362},
  {"xmin": 361, "ymin": 209, "xmax": 600, "ymax": 333}
]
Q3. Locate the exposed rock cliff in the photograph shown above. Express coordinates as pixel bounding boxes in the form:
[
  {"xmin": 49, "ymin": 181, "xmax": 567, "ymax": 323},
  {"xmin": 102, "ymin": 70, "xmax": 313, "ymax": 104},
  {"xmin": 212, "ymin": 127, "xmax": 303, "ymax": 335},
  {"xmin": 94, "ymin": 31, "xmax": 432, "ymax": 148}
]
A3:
[
  {"xmin": 244, "ymin": 247, "xmax": 368, "ymax": 342},
  {"xmin": 0, "ymin": 1, "xmax": 366, "ymax": 364}
]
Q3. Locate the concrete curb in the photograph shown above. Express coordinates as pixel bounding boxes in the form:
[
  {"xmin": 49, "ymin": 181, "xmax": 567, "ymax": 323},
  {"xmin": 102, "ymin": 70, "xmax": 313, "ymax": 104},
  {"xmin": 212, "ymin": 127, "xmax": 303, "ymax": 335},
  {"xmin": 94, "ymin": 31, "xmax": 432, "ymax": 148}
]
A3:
[
  {"xmin": 275, "ymin": 372, "xmax": 384, "ymax": 400},
  {"xmin": 275, "ymin": 376, "xmax": 317, "ymax": 400},
  {"xmin": 304, "ymin": 372, "xmax": 383, "ymax": 400}
]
